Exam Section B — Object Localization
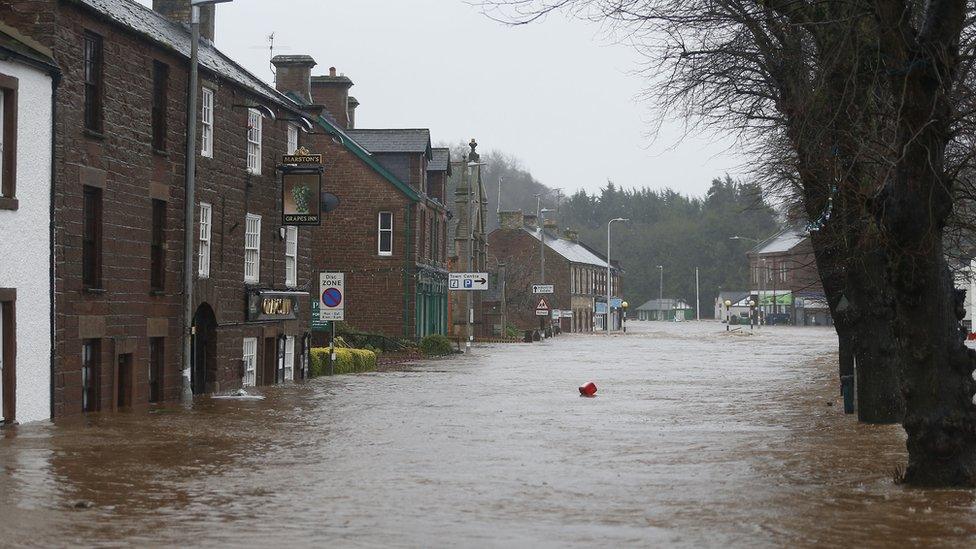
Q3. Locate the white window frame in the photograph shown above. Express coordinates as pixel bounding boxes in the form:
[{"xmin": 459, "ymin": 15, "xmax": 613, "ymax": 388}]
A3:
[
  {"xmin": 287, "ymin": 123, "xmax": 299, "ymax": 155},
  {"xmin": 244, "ymin": 213, "xmax": 261, "ymax": 283},
  {"xmin": 285, "ymin": 226, "xmax": 298, "ymax": 287},
  {"xmin": 242, "ymin": 338, "xmax": 257, "ymax": 387},
  {"xmin": 0, "ymin": 89, "xmax": 5, "ymax": 191},
  {"xmin": 283, "ymin": 336, "xmax": 295, "ymax": 382},
  {"xmin": 201, "ymin": 87, "xmax": 214, "ymax": 158},
  {"xmin": 198, "ymin": 202, "xmax": 212, "ymax": 278},
  {"xmin": 378, "ymin": 211, "xmax": 393, "ymax": 256},
  {"xmin": 246, "ymin": 108, "xmax": 262, "ymax": 175}
]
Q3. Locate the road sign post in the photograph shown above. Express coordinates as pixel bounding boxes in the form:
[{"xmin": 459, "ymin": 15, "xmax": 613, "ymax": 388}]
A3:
[
  {"xmin": 320, "ymin": 272, "xmax": 344, "ymax": 376},
  {"xmin": 532, "ymin": 284, "xmax": 554, "ymax": 294}
]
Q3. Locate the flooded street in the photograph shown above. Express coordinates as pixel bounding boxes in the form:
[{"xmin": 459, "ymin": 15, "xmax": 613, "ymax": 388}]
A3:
[{"xmin": 3, "ymin": 322, "xmax": 976, "ymax": 547}]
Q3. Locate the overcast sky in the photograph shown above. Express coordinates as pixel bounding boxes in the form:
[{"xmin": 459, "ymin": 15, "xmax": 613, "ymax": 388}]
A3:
[{"xmin": 139, "ymin": 0, "xmax": 746, "ymax": 197}]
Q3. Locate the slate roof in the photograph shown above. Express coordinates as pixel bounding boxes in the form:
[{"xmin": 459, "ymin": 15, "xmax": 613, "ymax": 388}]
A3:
[
  {"xmin": 754, "ymin": 228, "xmax": 807, "ymax": 255},
  {"xmin": 636, "ymin": 299, "xmax": 692, "ymax": 311},
  {"xmin": 429, "ymin": 148, "xmax": 451, "ymax": 173},
  {"xmin": 524, "ymin": 228, "xmax": 614, "ymax": 269},
  {"xmin": 345, "ymin": 129, "xmax": 432, "ymax": 157},
  {"xmin": 70, "ymin": 0, "xmax": 300, "ymax": 111},
  {"xmin": 0, "ymin": 22, "xmax": 58, "ymax": 73}
]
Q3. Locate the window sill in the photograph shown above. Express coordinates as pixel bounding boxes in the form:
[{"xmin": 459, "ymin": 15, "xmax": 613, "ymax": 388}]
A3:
[
  {"xmin": 83, "ymin": 128, "xmax": 105, "ymax": 140},
  {"xmin": 0, "ymin": 197, "xmax": 18, "ymax": 211},
  {"xmin": 153, "ymin": 149, "xmax": 169, "ymax": 157},
  {"xmin": 150, "ymin": 289, "xmax": 165, "ymax": 296},
  {"xmin": 83, "ymin": 287, "xmax": 107, "ymax": 295}
]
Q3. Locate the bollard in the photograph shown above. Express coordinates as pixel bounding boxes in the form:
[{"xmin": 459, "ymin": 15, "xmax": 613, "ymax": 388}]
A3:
[
  {"xmin": 579, "ymin": 381, "xmax": 597, "ymax": 397},
  {"xmin": 841, "ymin": 374, "xmax": 855, "ymax": 414}
]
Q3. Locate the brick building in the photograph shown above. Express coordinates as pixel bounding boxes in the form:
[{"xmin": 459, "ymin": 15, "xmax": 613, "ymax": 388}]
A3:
[
  {"xmin": 0, "ymin": 24, "xmax": 59, "ymax": 425},
  {"xmin": 271, "ymin": 57, "xmax": 449, "ymax": 341},
  {"xmin": 4, "ymin": 0, "xmax": 313, "ymax": 416},
  {"xmin": 487, "ymin": 211, "xmax": 623, "ymax": 333},
  {"xmin": 747, "ymin": 227, "xmax": 829, "ymax": 325}
]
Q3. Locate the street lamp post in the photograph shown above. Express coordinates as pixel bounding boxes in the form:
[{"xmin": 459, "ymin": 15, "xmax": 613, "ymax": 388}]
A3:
[
  {"xmin": 607, "ymin": 218, "xmax": 628, "ymax": 332},
  {"xmin": 724, "ymin": 299, "xmax": 732, "ymax": 331},
  {"xmin": 657, "ymin": 265, "xmax": 663, "ymax": 319},
  {"xmin": 183, "ymin": 0, "xmax": 233, "ymax": 402}
]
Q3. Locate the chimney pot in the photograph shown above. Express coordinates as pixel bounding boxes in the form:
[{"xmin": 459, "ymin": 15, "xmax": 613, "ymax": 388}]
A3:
[{"xmin": 329, "ymin": 67, "xmax": 337, "ymax": 77}]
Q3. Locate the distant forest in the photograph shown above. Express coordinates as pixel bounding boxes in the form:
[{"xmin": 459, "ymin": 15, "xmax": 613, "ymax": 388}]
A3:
[{"xmin": 444, "ymin": 144, "xmax": 781, "ymax": 317}]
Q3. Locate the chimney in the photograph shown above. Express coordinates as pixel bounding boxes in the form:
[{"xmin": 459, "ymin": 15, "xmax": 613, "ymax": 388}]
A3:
[
  {"xmin": 153, "ymin": 1, "xmax": 216, "ymax": 42},
  {"xmin": 311, "ymin": 67, "xmax": 355, "ymax": 129},
  {"xmin": 499, "ymin": 210, "xmax": 523, "ymax": 230},
  {"xmin": 563, "ymin": 228, "xmax": 579, "ymax": 242},
  {"xmin": 272, "ymin": 55, "xmax": 317, "ymax": 103},
  {"xmin": 523, "ymin": 214, "xmax": 538, "ymax": 229},
  {"xmin": 347, "ymin": 96, "xmax": 360, "ymax": 129}
]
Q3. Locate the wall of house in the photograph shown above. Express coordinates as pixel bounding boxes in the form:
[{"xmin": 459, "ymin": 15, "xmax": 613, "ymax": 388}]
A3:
[
  {"xmin": 487, "ymin": 229, "xmax": 572, "ymax": 330},
  {"xmin": 10, "ymin": 1, "xmax": 310, "ymax": 416},
  {"xmin": 0, "ymin": 58, "xmax": 53, "ymax": 424}
]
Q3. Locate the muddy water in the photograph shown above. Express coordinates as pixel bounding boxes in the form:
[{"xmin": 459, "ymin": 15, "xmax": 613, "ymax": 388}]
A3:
[{"xmin": 2, "ymin": 322, "xmax": 976, "ymax": 547}]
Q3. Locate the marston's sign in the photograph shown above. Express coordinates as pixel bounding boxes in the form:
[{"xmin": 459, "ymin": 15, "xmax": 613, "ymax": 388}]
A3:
[
  {"xmin": 279, "ymin": 147, "xmax": 324, "ymax": 226},
  {"xmin": 282, "ymin": 146, "xmax": 323, "ymax": 165},
  {"xmin": 247, "ymin": 290, "xmax": 306, "ymax": 322}
]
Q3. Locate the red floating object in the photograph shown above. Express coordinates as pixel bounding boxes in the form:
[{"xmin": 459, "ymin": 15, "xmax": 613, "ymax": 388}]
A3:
[{"xmin": 579, "ymin": 381, "xmax": 597, "ymax": 397}]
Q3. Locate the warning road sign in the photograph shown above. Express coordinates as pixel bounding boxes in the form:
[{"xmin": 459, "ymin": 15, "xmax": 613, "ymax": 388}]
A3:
[{"xmin": 534, "ymin": 297, "xmax": 551, "ymax": 316}]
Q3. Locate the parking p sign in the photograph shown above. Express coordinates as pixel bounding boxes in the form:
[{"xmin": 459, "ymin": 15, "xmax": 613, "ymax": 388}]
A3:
[{"xmin": 319, "ymin": 272, "xmax": 344, "ymax": 321}]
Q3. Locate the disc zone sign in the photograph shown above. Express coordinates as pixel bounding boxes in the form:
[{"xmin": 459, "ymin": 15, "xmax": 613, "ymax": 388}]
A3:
[{"xmin": 319, "ymin": 272, "xmax": 344, "ymax": 321}]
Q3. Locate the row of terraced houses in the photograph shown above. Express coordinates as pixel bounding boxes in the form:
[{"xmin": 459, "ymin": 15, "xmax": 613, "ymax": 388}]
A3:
[{"xmin": 0, "ymin": 0, "xmax": 466, "ymax": 424}]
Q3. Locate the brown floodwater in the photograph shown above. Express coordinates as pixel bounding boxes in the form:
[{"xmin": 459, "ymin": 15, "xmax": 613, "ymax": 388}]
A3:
[{"xmin": 2, "ymin": 322, "xmax": 976, "ymax": 547}]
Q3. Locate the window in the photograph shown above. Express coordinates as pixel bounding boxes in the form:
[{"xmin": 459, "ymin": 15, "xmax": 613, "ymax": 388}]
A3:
[
  {"xmin": 246, "ymin": 108, "xmax": 262, "ymax": 175},
  {"xmin": 82, "ymin": 339, "xmax": 100, "ymax": 412},
  {"xmin": 0, "ymin": 74, "xmax": 18, "ymax": 206},
  {"xmin": 242, "ymin": 338, "xmax": 257, "ymax": 387},
  {"xmin": 201, "ymin": 87, "xmax": 214, "ymax": 157},
  {"xmin": 198, "ymin": 203, "xmax": 212, "ymax": 278},
  {"xmin": 152, "ymin": 61, "xmax": 168, "ymax": 151},
  {"xmin": 151, "ymin": 199, "xmax": 166, "ymax": 291},
  {"xmin": 283, "ymin": 336, "xmax": 295, "ymax": 382},
  {"xmin": 82, "ymin": 186, "xmax": 103, "ymax": 289},
  {"xmin": 287, "ymin": 124, "xmax": 299, "ymax": 155},
  {"xmin": 779, "ymin": 264, "xmax": 788, "ymax": 283},
  {"xmin": 148, "ymin": 337, "xmax": 163, "ymax": 403},
  {"xmin": 285, "ymin": 226, "xmax": 297, "ymax": 287},
  {"xmin": 83, "ymin": 31, "xmax": 103, "ymax": 133},
  {"xmin": 378, "ymin": 211, "xmax": 393, "ymax": 256},
  {"xmin": 244, "ymin": 213, "xmax": 261, "ymax": 283}
]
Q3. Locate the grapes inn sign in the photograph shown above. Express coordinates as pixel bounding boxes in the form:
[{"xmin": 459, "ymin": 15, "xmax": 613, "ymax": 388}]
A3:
[{"xmin": 278, "ymin": 147, "xmax": 324, "ymax": 226}]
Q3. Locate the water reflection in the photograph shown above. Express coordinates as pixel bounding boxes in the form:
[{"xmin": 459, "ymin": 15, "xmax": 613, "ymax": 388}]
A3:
[{"xmin": 2, "ymin": 323, "xmax": 976, "ymax": 546}]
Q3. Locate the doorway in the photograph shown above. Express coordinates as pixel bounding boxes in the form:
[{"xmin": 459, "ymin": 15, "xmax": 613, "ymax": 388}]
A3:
[
  {"xmin": 1, "ymin": 300, "xmax": 14, "ymax": 424},
  {"xmin": 261, "ymin": 337, "xmax": 277, "ymax": 386},
  {"xmin": 192, "ymin": 304, "xmax": 217, "ymax": 395},
  {"xmin": 116, "ymin": 353, "xmax": 133, "ymax": 409}
]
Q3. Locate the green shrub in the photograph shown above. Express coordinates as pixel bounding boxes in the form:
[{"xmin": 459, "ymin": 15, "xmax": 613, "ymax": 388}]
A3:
[
  {"xmin": 309, "ymin": 347, "xmax": 377, "ymax": 377},
  {"xmin": 420, "ymin": 334, "xmax": 453, "ymax": 356}
]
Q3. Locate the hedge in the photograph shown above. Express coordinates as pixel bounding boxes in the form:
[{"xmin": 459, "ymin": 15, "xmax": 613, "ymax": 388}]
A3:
[
  {"xmin": 310, "ymin": 347, "xmax": 378, "ymax": 377},
  {"xmin": 420, "ymin": 334, "xmax": 453, "ymax": 356}
]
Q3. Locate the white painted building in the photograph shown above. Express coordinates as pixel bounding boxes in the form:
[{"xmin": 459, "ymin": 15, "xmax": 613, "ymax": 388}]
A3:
[{"xmin": 0, "ymin": 25, "xmax": 59, "ymax": 425}]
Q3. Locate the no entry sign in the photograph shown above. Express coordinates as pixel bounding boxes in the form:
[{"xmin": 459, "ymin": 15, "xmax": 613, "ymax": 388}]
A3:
[{"xmin": 319, "ymin": 272, "xmax": 344, "ymax": 321}]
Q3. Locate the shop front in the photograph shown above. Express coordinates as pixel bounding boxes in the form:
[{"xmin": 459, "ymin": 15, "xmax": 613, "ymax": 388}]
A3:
[{"xmin": 243, "ymin": 290, "xmax": 311, "ymax": 387}]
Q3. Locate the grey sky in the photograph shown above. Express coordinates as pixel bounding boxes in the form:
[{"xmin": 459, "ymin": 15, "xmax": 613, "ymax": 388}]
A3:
[{"xmin": 139, "ymin": 0, "xmax": 745, "ymax": 197}]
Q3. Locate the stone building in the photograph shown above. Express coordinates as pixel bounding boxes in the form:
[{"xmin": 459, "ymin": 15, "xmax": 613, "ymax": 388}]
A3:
[
  {"xmin": 271, "ymin": 56, "xmax": 450, "ymax": 341},
  {"xmin": 3, "ymin": 0, "xmax": 313, "ymax": 416},
  {"xmin": 747, "ymin": 227, "xmax": 829, "ymax": 325},
  {"xmin": 0, "ymin": 24, "xmax": 59, "ymax": 425},
  {"xmin": 487, "ymin": 211, "xmax": 623, "ymax": 333},
  {"xmin": 449, "ymin": 140, "xmax": 489, "ymax": 338}
]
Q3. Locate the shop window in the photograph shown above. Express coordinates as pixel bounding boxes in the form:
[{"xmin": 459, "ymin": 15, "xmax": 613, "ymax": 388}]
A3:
[{"xmin": 242, "ymin": 338, "xmax": 257, "ymax": 387}]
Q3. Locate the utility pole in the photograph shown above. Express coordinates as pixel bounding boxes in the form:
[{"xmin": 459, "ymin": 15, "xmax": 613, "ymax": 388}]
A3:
[
  {"xmin": 695, "ymin": 267, "xmax": 700, "ymax": 321},
  {"xmin": 497, "ymin": 176, "xmax": 503, "ymax": 215}
]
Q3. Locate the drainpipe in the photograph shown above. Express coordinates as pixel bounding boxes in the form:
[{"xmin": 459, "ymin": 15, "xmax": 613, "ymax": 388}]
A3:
[{"xmin": 49, "ymin": 70, "xmax": 61, "ymax": 419}]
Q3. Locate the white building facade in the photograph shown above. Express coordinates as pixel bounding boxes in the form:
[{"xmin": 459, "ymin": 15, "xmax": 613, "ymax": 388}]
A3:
[{"xmin": 0, "ymin": 28, "xmax": 58, "ymax": 425}]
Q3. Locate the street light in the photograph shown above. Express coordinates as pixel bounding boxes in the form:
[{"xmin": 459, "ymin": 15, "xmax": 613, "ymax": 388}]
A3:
[
  {"xmin": 607, "ymin": 217, "xmax": 629, "ymax": 332},
  {"xmin": 622, "ymin": 301, "xmax": 629, "ymax": 333},
  {"xmin": 183, "ymin": 0, "xmax": 234, "ymax": 402},
  {"xmin": 657, "ymin": 264, "xmax": 663, "ymax": 303},
  {"xmin": 724, "ymin": 299, "xmax": 732, "ymax": 331}
]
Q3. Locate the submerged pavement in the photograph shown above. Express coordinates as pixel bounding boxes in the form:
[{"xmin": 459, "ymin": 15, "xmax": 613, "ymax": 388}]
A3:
[{"xmin": 2, "ymin": 322, "xmax": 976, "ymax": 547}]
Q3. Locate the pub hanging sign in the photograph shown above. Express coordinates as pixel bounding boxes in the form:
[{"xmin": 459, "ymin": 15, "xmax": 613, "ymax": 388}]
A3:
[
  {"xmin": 279, "ymin": 146, "xmax": 324, "ymax": 226},
  {"xmin": 247, "ymin": 290, "xmax": 307, "ymax": 322}
]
